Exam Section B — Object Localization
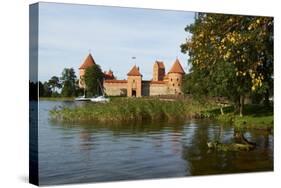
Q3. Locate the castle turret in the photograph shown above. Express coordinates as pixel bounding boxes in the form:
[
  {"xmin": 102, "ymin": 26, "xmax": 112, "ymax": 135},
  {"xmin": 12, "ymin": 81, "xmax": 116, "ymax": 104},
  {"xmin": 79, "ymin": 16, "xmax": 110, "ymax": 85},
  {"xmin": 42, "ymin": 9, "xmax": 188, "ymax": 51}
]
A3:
[
  {"xmin": 167, "ymin": 58, "xmax": 185, "ymax": 95},
  {"xmin": 127, "ymin": 65, "xmax": 142, "ymax": 97},
  {"xmin": 104, "ymin": 69, "xmax": 115, "ymax": 80},
  {"xmin": 153, "ymin": 60, "xmax": 165, "ymax": 81},
  {"xmin": 78, "ymin": 53, "xmax": 96, "ymax": 88}
]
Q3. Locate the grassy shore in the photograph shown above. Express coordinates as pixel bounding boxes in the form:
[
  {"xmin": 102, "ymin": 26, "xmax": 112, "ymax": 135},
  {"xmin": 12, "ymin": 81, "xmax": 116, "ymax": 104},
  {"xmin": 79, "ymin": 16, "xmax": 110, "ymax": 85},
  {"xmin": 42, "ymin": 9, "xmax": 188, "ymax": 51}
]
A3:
[
  {"xmin": 207, "ymin": 104, "xmax": 273, "ymax": 131},
  {"xmin": 40, "ymin": 97, "xmax": 75, "ymax": 101},
  {"xmin": 49, "ymin": 97, "xmax": 214, "ymax": 123},
  {"xmin": 49, "ymin": 97, "xmax": 273, "ymax": 130}
]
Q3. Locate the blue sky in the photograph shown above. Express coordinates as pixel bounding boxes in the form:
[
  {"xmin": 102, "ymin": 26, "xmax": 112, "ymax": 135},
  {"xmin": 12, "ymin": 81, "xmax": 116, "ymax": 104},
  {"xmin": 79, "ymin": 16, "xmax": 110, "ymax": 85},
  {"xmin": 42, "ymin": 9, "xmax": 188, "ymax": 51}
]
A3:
[{"xmin": 37, "ymin": 2, "xmax": 194, "ymax": 81}]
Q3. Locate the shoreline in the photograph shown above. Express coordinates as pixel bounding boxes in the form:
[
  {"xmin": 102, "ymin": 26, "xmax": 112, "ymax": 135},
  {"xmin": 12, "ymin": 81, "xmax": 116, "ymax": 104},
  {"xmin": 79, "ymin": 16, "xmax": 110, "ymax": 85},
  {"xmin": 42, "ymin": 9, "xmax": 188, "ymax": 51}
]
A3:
[
  {"xmin": 47, "ymin": 97, "xmax": 273, "ymax": 131},
  {"xmin": 39, "ymin": 97, "xmax": 75, "ymax": 101}
]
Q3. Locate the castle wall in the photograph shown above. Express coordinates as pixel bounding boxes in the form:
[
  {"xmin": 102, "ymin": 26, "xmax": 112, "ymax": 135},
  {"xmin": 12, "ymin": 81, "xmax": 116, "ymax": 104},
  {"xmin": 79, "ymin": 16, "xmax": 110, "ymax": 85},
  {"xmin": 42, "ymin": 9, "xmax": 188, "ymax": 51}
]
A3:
[
  {"xmin": 141, "ymin": 82, "xmax": 150, "ymax": 96},
  {"xmin": 104, "ymin": 81, "xmax": 127, "ymax": 96},
  {"xmin": 158, "ymin": 69, "xmax": 165, "ymax": 81},
  {"xmin": 153, "ymin": 63, "xmax": 165, "ymax": 81},
  {"xmin": 142, "ymin": 81, "xmax": 169, "ymax": 96},
  {"xmin": 127, "ymin": 76, "xmax": 142, "ymax": 97},
  {"xmin": 104, "ymin": 81, "xmax": 169, "ymax": 97},
  {"xmin": 149, "ymin": 82, "xmax": 168, "ymax": 96},
  {"xmin": 152, "ymin": 64, "xmax": 159, "ymax": 81},
  {"xmin": 167, "ymin": 73, "xmax": 183, "ymax": 95}
]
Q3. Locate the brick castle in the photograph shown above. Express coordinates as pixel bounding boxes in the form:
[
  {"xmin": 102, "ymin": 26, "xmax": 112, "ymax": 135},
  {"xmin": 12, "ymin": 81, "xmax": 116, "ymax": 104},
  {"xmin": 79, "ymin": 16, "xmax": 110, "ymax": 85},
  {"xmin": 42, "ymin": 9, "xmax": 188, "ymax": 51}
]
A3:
[{"xmin": 79, "ymin": 53, "xmax": 185, "ymax": 97}]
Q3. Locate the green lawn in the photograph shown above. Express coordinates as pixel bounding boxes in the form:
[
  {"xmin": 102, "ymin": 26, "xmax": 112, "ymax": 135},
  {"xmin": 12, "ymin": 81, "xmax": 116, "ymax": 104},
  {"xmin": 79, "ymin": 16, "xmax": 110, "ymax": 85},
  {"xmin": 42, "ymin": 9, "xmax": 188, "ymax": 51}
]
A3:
[{"xmin": 211, "ymin": 104, "xmax": 273, "ymax": 130}]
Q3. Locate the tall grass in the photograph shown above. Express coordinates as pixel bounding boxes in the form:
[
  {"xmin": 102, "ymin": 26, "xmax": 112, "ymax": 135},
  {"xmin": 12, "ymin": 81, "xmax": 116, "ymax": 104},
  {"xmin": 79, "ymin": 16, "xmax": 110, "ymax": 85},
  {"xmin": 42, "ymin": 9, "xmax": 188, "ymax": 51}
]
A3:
[
  {"xmin": 50, "ymin": 97, "xmax": 213, "ymax": 123},
  {"xmin": 49, "ymin": 98, "xmax": 273, "ymax": 130}
]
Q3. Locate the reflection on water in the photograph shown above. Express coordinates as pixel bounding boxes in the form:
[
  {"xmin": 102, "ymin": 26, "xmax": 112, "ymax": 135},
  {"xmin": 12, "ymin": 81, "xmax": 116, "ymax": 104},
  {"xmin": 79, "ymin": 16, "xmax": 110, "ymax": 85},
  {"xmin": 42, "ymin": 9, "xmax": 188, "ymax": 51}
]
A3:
[{"xmin": 38, "ymin": 101, "xmax": 273, "ymax": 185}]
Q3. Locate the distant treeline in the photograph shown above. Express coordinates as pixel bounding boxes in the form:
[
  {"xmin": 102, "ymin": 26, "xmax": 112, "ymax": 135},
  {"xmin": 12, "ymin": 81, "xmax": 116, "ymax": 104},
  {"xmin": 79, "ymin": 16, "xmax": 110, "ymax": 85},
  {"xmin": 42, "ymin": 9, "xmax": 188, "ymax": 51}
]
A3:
[
  {"xmin": 30, "ymin": 64, "xmax": 104, "ymax": 100},
  {"xmin": 29, "ymin": 68, "xmax": 83, "ymax": 100}
]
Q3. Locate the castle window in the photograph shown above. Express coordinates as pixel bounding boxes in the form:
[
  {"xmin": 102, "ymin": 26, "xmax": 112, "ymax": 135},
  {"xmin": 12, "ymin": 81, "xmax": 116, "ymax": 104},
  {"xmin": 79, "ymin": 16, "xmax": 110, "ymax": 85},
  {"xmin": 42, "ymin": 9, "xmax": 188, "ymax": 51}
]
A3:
[
  {"xmin": 177, "ymin": 78, "xmax": 179, "ymax": 81},
  {"xmin": 170, "ymin": 78, "xmax": 172, "ymax": 81},
  {"xmin": 178, "ymin": 84, "xmax": 180, "ymax": 86},
  {"xmin": 173, "ymin": 84, "xmax": 175, "ymax": 86}
]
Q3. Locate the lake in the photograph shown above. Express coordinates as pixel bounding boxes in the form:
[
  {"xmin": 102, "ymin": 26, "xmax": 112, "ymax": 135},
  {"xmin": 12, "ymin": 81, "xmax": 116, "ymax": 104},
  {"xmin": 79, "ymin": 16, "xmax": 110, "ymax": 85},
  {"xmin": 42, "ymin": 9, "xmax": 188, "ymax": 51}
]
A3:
[{"xmin": 37, "ymin": 100, "xmax": 273, "ymax": 185}]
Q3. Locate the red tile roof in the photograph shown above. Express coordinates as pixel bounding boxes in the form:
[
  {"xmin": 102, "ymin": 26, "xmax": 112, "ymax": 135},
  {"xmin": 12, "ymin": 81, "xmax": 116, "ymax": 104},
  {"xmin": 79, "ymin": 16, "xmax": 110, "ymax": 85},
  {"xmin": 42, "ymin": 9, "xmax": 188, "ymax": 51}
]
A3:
[
  {"xmin": 104, "ymin": 69, "xmax": 115, "ymax": 80},
  {"xmin": 127, "ymin": 65, "xmax": 142, "ymax": 76},
  {"xmin": 79, "ymin": 53, "xmax": 96, "ymax": 69},
  {"xmin": 168, "ymin": 58, "xmax": 185, "ymax": 74}
]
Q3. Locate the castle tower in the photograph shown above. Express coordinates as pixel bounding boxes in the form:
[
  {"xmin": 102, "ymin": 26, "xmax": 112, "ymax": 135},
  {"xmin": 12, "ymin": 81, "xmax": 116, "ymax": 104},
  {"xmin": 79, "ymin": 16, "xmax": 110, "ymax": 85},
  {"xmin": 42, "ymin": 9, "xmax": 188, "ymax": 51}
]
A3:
[
  {"xmin": 153, "ymin": 61, "xmax": 165, "ymax": 81},
  {"xmin": 104, "ymin": 69, "xmax": 115, "ymax": 80},
  {"xmin": 167, "ymin": 58, "xmax": 185, "ymax": 95},
  {"xmin": 78, "ymin": 53, "xmax": 96, "ymax": 88},
  {"xmin": 127, "ymin": 65, "xmax": 142, "ymax": 97}
]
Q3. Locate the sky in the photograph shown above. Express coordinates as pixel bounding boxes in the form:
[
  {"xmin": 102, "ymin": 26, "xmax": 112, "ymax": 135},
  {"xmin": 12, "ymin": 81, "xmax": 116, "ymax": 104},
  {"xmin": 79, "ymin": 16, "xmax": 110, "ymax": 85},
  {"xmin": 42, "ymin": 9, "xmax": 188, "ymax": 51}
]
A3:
[{"xmin": 36, "ymin": 2, "xmax": 195, "ymax": 82}]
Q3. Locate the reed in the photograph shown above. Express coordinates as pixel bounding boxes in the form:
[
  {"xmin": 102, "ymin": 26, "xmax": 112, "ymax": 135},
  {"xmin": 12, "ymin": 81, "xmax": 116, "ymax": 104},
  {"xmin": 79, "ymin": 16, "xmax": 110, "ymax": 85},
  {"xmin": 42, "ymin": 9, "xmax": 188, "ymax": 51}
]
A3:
[
  {"xmin": 49, "ymin": 98, "xmax": 273, "ymax": 131},
  {"xmin": 49, "ymin": 97, "xmax": 212, "ymax": 123}
]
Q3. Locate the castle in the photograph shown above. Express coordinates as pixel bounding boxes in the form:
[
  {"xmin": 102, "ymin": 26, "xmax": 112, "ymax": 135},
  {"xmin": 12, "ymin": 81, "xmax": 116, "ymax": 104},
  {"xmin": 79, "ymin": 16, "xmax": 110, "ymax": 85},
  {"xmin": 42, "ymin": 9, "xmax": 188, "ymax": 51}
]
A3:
[{"xmin": 79, "ymin": 53, "xmax": 185, "ymax": 97}]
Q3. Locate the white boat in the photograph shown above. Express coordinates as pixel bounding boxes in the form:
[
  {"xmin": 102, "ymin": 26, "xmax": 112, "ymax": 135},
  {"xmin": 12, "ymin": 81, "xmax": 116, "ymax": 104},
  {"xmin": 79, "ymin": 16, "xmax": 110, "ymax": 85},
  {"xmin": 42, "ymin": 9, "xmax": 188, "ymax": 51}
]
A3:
[
  {"xmin": 75, "ymin": 95, "xmax": 91, "ymax": 101},
  {"xmin": 75, "ymin": 87, "xmax": 91, "ymax": 101},
  {"xmin": 76, "ymin": 79, "xmax": 109, "ymax": 102},
  {"xmin": 90, "ymin": 79, "xmax": 110, "ymax": 103},
  {"xmin": 90, "ymin": 96, "xmax": 109, "ymax": 103}
]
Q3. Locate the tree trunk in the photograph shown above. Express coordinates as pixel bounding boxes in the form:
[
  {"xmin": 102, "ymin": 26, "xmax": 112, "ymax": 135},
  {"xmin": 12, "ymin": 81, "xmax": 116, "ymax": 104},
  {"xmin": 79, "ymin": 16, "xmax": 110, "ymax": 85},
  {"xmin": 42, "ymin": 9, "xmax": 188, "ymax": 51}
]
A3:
[
  {"xmin": 220, "ymin": 107, "xmax": 224, "ymax": 115},
  {"xmin": 234, "ymin": 131, "xmax": 256, "ymax": 146},
  {"xmin": 234, "ymin": 96, "xmax": 240, "ymax": 115},
  {"xmin": 239, "ymin": 95, "xmax": 244, "ymax": 117},
  {"xmin": 264, "ymin": 89, "xmax": 270, "ymax": 107}
]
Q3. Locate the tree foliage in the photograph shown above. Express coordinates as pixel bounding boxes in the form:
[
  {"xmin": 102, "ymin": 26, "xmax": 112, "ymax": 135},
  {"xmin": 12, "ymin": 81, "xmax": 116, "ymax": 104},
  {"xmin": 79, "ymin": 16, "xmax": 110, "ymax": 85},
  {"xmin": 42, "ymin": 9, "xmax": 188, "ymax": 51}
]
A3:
[
  {"xmin": 48, "ymin": 76, "xmax": 61, "ymax": 91},
  {"xmin": 48, "ymin": 76, "xmax": 61, "ymax": 97},
  {"xmin": 84, "ymin": 64, "xmax": 104, "ymax": 97},
  {"xmin": 37, "ymin": 81, "xmax": 52, "ymax": 97},
  {"xmin": 60, "ymin": 68, "xmax": 77, "ymax": 97},
  {"xmin": 181, "ymin": 13, "xmax": 273, "ymax": 115}
]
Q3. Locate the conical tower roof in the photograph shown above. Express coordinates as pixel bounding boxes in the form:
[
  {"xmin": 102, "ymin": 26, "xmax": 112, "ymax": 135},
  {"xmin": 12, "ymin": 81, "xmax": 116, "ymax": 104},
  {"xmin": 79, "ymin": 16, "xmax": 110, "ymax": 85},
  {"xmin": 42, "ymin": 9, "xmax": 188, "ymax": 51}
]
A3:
[
  {"xmin": 127, "ymin": 65, "xmax": 142, "ymax": 76},
  {"xmin": 168, "ymin": 58, "xmax": 185, "ymax": 74},
  {"xmin": 79, "ymin": 53, "xmax": 96, "ymax": 69}
]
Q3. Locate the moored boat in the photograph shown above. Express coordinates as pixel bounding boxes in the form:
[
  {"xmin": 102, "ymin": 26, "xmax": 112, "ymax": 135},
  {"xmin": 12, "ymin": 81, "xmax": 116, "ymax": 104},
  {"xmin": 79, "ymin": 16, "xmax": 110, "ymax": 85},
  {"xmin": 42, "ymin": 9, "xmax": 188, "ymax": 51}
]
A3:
[
  {"xmin": 75, "ymin": 95, "xmax": 91, "ymax": 101},
  {"xmin": 90, "ymin": 96, "xmax": 109, "ymax": 103}
]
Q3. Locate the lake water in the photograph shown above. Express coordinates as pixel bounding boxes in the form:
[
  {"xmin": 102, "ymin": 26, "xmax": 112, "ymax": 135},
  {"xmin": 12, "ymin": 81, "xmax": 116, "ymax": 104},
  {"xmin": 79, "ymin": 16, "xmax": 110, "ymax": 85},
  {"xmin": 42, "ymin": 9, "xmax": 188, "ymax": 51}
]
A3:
[{"xmin": 37, "ymin": 100, "xmax": 273, "ymax": 185}]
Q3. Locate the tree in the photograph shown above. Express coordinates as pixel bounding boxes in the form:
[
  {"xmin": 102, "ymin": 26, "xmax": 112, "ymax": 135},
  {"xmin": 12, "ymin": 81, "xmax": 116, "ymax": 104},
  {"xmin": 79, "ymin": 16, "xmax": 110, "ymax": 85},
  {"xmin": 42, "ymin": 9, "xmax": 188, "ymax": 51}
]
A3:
[
  {"xmin": 75, "ymin": 79, "xmax": 84, "ymax": 97},
  {"xmin": 182, "ymin": 68, "xmax": 209, "ymax": 98},
  {"xmin": 48, "ymin": 76, "xmax": 61, "ymax": 97},
  {"xmin": 84, "ymin": 64, "xmax": 104, "ymax": 97},
  {"xmin": 60, "ymin": 68, "xmax": 77, "ymax": 97},
  {"xmin": 42, "ymin": 81, "xmax": 52, "ymax": 97},
  {"xmin": 38, "ymin": 81, "xmax": 44, "ymax": 97},
  {"xmin": 181, "ymin": 13, "xmax": 273, "ymax": 116}
]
